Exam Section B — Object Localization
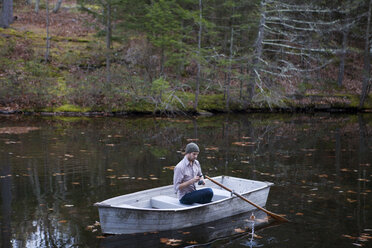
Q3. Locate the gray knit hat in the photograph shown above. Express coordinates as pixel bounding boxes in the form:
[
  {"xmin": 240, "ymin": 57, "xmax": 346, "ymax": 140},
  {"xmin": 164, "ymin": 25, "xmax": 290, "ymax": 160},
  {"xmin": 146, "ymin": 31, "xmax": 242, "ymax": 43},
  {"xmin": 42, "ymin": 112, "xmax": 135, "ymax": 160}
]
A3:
[{"xmin": 185, "ymin": 142, "xmax": 200, "ymax": 154}]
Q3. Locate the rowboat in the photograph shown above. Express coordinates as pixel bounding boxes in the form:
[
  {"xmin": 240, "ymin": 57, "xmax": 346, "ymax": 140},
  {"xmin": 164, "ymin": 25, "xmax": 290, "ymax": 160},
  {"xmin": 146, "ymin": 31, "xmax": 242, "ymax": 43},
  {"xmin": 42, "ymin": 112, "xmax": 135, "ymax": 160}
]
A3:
[{"xmin": 95, "ymin": 175, "xmax": 273, "ymax": 235}]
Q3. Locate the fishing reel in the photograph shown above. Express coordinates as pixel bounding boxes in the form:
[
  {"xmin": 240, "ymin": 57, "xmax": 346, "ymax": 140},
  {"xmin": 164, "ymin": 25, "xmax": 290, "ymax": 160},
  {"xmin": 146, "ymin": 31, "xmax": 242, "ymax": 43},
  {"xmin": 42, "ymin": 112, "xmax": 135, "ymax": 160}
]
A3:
[{"xmin": 198, "ymin": 174, "xmax": 204, "ymax": 185}]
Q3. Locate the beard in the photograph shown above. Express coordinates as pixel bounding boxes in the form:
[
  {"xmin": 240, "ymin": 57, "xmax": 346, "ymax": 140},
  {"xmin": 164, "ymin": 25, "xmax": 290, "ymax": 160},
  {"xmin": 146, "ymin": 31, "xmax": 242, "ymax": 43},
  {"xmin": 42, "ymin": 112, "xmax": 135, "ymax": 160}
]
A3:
[{"xmin": 187, "ymin": 154, "xmax": 196, "ymax": 162}]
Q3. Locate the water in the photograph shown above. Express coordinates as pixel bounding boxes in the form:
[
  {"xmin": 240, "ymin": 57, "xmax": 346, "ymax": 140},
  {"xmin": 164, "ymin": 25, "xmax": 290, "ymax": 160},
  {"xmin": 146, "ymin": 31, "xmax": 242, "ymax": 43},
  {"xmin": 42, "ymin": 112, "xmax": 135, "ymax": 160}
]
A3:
[{"xmin": 0, "ymin": 113, "xmax": 371, "ymax": 248}]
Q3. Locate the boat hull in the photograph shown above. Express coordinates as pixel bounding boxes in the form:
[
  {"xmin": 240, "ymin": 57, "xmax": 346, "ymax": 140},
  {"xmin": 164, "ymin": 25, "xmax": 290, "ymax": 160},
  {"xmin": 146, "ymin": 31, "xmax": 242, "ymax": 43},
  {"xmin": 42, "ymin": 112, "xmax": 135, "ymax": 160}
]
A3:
[{"xmin": 101, "ymin": 209, "xmax": 271, "ymax": 248}]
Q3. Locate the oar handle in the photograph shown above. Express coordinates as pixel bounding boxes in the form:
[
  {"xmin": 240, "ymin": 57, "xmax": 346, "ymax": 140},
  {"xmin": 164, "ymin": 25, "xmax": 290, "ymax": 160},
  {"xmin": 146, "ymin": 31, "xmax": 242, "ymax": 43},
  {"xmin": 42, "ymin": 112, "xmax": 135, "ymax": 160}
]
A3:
[{"xmin": 205, "ymin": 175, "xmax": 289, "ymax": 223}]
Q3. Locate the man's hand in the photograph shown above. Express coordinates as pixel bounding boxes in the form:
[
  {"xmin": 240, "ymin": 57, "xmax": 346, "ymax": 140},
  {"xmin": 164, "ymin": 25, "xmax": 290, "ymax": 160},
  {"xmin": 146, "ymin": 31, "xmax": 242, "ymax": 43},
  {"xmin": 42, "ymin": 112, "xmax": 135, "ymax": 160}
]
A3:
[
  {"xmin": 192, "ymin": 175, "xmax": 201, "ymax": 183},
  {"xmin": 197, "ymin": 175, "xmax": 205, "ymax": 185},
  {"xmin": 178, "ymin": 175, "xmax": 201, "ymax": 190}
]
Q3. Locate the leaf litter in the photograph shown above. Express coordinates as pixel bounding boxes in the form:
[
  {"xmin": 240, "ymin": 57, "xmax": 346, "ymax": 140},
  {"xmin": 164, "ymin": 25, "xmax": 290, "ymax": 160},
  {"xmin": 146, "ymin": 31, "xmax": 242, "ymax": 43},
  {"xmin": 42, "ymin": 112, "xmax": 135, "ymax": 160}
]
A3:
[{"xmin": 0, "ymin": 127, "xmax": 40, "ymax": 134}]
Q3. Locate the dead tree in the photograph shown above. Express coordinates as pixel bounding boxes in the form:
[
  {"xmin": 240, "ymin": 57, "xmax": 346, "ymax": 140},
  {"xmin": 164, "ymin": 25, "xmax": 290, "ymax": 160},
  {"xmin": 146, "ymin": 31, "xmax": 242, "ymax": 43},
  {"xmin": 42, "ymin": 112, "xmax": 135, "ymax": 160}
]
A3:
[
  {"xmin": 248, "ymin": 0, "xmax": 351, "ymax": 107},
  {"xmin": 53, "ymin": 0, "xmax": 63, "ymax": 13},
  {"xmin": 360, "ymin": 0, "xmax": 372, "ymax": 108},
  {"xmin": 105, "ymin": 0, "xmax": 112, "ymax": 85},
  {"xmin": 35, "ymin": 0, "xmax": 40, "ymax": 13},
  {"xmin": 0, "ymin": 0, "xmax": 13, "ymax": 28},
  {"xmin": 45, "ymin": 0, "xmax": 51, "ymax": 62},
  {"xmin": 194, "ymin": 0, "xmax": 202, "ymax": 111}
]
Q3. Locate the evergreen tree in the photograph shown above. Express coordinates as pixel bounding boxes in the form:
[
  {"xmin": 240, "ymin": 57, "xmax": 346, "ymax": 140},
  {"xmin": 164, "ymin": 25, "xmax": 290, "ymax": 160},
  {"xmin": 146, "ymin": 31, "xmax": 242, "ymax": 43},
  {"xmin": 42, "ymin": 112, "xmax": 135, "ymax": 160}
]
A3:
[{"xmin": 145, "ymin": 0, "xmax": 192, "ymax": 77}]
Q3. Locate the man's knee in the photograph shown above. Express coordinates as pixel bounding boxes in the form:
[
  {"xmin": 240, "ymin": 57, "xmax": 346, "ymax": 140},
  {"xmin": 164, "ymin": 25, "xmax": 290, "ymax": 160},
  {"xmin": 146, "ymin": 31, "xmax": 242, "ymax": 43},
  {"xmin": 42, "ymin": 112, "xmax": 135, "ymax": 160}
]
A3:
[
  {"xmin": 202, "ymin": 188, "xmax": 213, "ymax": 201},
  {"xmin": 205, "ymin": 188, "xmax": 213, "ymax": 197}
]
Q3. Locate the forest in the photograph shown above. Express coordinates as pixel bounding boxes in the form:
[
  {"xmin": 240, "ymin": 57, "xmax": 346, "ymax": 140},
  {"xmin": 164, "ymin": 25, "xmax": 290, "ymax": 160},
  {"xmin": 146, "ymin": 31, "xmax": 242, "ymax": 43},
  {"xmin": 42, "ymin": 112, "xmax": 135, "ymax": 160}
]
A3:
[{"xmin": 0, "ymin": 0, "xmax": 372, "ymax": 115}]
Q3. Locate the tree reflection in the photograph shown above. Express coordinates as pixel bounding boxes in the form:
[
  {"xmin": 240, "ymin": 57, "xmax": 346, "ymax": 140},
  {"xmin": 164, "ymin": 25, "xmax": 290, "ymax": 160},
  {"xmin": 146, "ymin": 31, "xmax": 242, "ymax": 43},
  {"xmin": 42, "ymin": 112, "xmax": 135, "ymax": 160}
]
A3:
[{"xmin": 1, "ymin": 155, "xmax": 12, "ymax": 248}]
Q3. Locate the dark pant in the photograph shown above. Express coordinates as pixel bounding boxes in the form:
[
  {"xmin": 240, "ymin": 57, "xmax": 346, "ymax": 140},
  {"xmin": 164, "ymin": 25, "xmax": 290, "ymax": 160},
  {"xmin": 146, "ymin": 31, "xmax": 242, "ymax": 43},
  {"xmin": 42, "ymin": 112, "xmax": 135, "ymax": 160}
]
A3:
[{"xmin": 180, "ymin": 188, "xmax": 214, "ymax": 205}]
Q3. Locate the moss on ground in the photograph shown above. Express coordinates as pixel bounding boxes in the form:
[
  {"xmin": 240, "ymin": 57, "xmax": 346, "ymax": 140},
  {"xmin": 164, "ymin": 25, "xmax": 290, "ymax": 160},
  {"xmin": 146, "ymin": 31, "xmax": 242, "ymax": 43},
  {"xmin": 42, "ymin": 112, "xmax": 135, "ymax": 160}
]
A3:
[
  {"xmin": 124, "ymin": 100, "xmax": 155, "ymax": 113},
  {"xmin": 199, "ymin": 94, "xmax": 226, "ymax": 111},
  {"xmin": 341, "ymin": 94, "xmax": 372, "ymax": 108},
  {"xmin": 53, "ymin": 104, "xmax": 91, "ymax": 112}
]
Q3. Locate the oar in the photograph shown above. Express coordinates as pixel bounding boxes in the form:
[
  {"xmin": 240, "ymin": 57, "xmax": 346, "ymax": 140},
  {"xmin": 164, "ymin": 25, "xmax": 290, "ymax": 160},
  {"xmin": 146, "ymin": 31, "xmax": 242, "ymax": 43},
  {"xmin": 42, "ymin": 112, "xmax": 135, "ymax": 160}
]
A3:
[{"xmin": 205, "ymin": 175, "xmax": 289, "ymax": 222}]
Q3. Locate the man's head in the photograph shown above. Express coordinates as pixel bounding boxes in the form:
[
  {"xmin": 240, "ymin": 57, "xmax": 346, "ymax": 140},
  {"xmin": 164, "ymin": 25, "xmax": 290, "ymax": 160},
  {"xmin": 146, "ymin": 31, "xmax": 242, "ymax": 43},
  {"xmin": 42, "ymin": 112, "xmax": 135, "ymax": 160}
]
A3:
[
  {"xmin": 185, "ymin": 142, "xmax": 199, "ymax": 162},
  {"xmin": 185, "ymin": 142, "xmax": 199, "ymax": 154}
]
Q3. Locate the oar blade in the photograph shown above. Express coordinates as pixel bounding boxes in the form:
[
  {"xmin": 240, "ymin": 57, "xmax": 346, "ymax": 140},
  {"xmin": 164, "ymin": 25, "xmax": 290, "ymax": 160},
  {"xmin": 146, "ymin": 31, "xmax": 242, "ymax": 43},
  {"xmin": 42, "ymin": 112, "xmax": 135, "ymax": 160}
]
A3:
[{"xmin": 270, "ymin": 213, "xmax": 289, "ymax": 222}]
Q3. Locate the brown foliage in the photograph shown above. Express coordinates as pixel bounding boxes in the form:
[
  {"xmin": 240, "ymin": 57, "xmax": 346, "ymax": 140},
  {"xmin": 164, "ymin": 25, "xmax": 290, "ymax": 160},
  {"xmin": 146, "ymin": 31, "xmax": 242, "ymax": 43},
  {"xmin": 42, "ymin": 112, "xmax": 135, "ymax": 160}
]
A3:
[{"xmin": 14, "ymin": 1, "xmax": 96, "ymax": 37}]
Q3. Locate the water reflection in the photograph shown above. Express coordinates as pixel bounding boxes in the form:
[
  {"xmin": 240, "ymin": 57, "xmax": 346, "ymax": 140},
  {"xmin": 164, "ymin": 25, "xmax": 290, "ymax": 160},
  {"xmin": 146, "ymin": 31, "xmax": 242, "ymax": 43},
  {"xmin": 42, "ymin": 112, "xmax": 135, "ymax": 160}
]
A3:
[
  {"xmin": 1, "ymin": 155, "xmax": 11, "ymax": 248},
  {"xmin": 0, "ymin": 114, "xmax": 371, "ymax": 247}
]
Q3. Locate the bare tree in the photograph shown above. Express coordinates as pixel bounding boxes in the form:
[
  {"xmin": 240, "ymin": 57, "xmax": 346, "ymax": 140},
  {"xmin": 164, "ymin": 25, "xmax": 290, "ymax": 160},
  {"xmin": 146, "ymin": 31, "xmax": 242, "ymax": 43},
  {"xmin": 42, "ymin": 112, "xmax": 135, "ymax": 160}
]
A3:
[
  {"xmin": 248, "ymin": 0, "xmax": 266, "ymax": 103},
  {"xmin": 338, "ymin": 0, "xmax": 364, "ymax": 88},
  {"xmin": 194, "ymin": 0, "xmax": 202, "ymax": 111},
  {"xmin": 35, "ymin": 0, "xmax": 40, "ymax": 13},
  {"xmin": 45, "ymin": 0, "xmax": 51, "ymax": 62},
  {"xmin": 226, "ymin": 4, "xmax": 235, "ymax": 111},
  {"xmin": 105, "ymin": 0, "xmax": 112, "ymax": 85},
  {"xmin": 337, "ymin": 28, "xmax": 348, "ymax": 87},
  {"xmin": 247, "ymin": 0, "xmax": 349, "ymax": 107},
  {"xmin": 360, "ymin": 0, "xmax": 372, "ymax": 108},
  {"xmin": 0, "ymin": 0, "xmax": 13, "ymax": 28},
  {"xmin": 53, "ymin": 0, "xmax": 63, "ymax": 13}
]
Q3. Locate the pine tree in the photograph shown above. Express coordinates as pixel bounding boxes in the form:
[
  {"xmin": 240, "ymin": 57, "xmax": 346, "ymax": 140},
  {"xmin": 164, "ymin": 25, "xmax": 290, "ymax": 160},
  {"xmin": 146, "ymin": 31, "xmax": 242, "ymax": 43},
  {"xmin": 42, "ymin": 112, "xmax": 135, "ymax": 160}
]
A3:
[{"xmin": 145, "ymin": 0, "xmax": 192, "ymax": 77}]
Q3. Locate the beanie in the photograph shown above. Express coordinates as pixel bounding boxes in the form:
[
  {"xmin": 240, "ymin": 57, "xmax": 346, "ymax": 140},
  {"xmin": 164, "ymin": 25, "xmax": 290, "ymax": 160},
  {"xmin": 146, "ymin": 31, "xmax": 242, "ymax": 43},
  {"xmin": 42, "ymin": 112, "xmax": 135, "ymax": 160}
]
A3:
[{"xmin": 185, "ymin": 142, "xmax": 200, "ymax": 154}]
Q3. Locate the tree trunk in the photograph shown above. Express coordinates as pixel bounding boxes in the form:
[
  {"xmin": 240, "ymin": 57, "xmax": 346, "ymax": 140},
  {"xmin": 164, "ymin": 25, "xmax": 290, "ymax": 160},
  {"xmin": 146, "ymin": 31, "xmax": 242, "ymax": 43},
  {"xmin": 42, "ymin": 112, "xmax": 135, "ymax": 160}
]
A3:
[
  {"xmin": 6, "ymin": 0, "xmax": 12, "ymax": 24},
  {"xmin": 226, "ymin": 7, "xmax": 234, "ymax": 111},
  {"xmin": 0, "ymin": 0, "xmax": 13, "ymax": 28},
  {"xmin": 338, "ymin": 1, "xmax": 351, "ymax": 88},
  {"xmin": 248, "ymin": 0, "xmax": 266, "ymax": 101},
  {"xmin": 53, "ymin": 0, "xmax": 63, "ymax": 13},
  {"xmin": 194, "ymin": 0, "xmax": 202, "ymax": 111},
  {"xmin": 177, "ymin": 20, "xmax": 185, "ymax": 80},
  {"xmin": 45, "ymin": 0, "xmax": 51, "ymax": 62},
  {"xmin": 106, "ymin": 1, "xmax": 112, "ymax": 85},
  {"xmin": 35, "ymin": 0, "xmax": 40, "ymax": 13},
  {"xmin": 360, "ymin": 0, "xmax": 372, "ymax": 108},
  {"xmin": 160, "ymin": 46, "xmax": 164, "ymax": 77},
  {"xmin": 337, "ymin": 29, "xmax": 348, "ymax": 87},
  {"xmin": 239, "ymin": 65, "xmax": 243, "ymax": 100}
]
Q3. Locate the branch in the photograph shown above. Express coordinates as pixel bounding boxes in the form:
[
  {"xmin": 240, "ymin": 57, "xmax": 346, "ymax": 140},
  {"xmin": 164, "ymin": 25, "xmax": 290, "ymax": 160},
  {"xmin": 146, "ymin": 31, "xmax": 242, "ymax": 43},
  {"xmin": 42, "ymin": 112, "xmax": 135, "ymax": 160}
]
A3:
[
  {"xmin": 257, "ymin": 68, "xmax": 293, "ymax": 78},
  {"xmin": 266, "ymin": 17, "xmax": 340, "ymax": 26},
  {"xmin": 262, "ymin": 48, "xmax": 314, "ymax": 59},
  {"xmin": 266, "ymin": 20, "xmax": 329, "ymax": 32},
  {"xmin": 265, "ymin": 8, "xmax": 339, "ymax": 14},
  {"xmin": 262, "ymin": 41, "xmax": 341, "ymax": 54}
]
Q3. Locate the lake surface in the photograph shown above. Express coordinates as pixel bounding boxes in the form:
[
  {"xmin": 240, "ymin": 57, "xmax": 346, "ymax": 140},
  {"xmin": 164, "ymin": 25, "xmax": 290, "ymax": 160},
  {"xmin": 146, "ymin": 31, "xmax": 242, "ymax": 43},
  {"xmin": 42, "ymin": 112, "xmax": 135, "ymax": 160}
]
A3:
[{"xmin": 0, "ymin": 113, "xmax": 371, "ymax": 248}]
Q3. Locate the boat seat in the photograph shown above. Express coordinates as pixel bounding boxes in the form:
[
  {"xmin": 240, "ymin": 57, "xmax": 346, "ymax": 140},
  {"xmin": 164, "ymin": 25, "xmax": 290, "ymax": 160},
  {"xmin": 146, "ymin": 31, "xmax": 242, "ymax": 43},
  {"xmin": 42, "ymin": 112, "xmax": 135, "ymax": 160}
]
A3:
[
  {"xmin": 211, "ymin": 188, "xmax": 232, "ymax": 201},
  {"xmin": 151, "ymin": 195, "xmax": 201, "ymax": 209},
  {"xmin": 151, "ymin": 188, "xmax": 231, "ymax": 209}
]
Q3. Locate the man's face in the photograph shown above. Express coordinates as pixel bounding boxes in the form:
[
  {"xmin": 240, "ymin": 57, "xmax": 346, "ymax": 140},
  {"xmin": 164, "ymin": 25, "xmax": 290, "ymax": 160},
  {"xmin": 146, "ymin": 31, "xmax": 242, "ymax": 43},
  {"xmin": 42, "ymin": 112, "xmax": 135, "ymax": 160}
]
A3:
[{"xmin": 187, "ymin": 152, "xmax": 199, "ymax": 162}]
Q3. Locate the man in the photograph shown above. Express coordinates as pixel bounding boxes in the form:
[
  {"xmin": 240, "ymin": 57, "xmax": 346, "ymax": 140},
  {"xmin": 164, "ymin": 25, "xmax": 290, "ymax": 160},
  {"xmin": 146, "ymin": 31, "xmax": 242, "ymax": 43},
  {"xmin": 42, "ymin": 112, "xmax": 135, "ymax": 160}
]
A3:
[{"xmin": 173, "ymin": 142, "xmax": 213, "ymax": 204}]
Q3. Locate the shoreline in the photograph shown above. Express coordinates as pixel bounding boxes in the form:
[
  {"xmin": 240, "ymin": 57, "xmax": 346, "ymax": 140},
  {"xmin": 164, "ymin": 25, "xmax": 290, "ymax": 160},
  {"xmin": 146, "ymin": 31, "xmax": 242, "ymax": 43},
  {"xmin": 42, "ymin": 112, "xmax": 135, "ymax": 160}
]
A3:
[
  {"xmin": 1, "ymin": 94, "xmax": 371, "ymax": 117},
  {"xmin": 1, "ymin": 107, "xmax": 371, "ymax": 117}
]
